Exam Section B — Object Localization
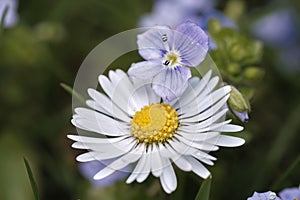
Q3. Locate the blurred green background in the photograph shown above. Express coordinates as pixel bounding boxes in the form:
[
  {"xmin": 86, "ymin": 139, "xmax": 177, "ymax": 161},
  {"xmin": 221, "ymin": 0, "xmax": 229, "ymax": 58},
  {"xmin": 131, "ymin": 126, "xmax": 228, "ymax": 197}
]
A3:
[{"xmin": 0, "ymin": 0, "xmax": 299, "ymax": 199}]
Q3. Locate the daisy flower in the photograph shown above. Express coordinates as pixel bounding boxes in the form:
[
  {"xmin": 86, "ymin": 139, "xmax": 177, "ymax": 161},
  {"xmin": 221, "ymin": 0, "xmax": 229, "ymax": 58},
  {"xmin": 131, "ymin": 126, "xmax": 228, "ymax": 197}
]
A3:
[
  {"xmin": 128, "ymin": 21, "xmax": 209, "ymax": 101},
  {"xmin": 68, "ymin": 69, "xmax": 245, "ymax": 194}
]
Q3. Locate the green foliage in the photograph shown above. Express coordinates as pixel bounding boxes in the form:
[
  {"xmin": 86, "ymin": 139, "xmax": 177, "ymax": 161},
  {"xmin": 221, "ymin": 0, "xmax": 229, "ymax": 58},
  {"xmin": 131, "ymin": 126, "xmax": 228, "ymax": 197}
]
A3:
[
  {"xmin": 195, "ymin": 177, "xmax": 212, "ymax": 200},
  {"xmin": 208, "ymin": 19, "xmax": 264, "ymax": 85},
  {"xmin": 24, "ymin": 158, "xmax": 39, "ymax": 200},
  {"xmin": 208, "ymin": 19, "xmax": 264, "ymax": 119}
]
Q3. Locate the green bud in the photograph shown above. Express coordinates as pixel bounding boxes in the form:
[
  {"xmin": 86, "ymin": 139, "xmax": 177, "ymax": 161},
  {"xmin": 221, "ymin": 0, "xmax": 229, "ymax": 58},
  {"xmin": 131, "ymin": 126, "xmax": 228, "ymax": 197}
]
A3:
[
  {"xmin": 228, "ymin": 86, "xmax": 251, "ymax": 122},
  {"xmin": 230, "ymin": 43, "xmax": 247, "ymax": 62},
  {"xmin": 251, "ymin": 41, "xmax": 263, "ymax": 60},
  {"xmin": 227, "ymin": 62, "xmax": 241, "ymax": 75},
  {"xmin": 243, "ymin": 67, "xmax": 265, "ymax": 81}
]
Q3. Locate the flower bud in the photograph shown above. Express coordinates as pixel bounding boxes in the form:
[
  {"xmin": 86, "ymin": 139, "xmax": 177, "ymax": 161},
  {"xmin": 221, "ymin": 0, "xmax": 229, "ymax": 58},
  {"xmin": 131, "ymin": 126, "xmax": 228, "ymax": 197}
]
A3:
[
  {"xmin": 227, "ymin": 86, "xmax": 251, "ymax": 123},
  {"xmin": 243, "ymin": 66, "xmax": 264, "ymax": 81}
]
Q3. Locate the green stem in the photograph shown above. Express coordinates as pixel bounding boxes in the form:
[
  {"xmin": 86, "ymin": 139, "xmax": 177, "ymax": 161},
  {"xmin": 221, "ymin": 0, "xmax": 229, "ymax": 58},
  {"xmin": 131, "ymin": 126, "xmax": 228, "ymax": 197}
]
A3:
[
  {"xmin": 254, "ymin": 100, "xmax": 300, "ymax": 188},
  {"xmin": 60, "ymin": 82, "xmax": 85, "ymax": 105},
  {"xmin": 271, "ymin": 154, "xmax": 300, "ymax": 190},
  {"xmin": 24, "ymin": 157, "xmax": 39, "ymax": 200}
]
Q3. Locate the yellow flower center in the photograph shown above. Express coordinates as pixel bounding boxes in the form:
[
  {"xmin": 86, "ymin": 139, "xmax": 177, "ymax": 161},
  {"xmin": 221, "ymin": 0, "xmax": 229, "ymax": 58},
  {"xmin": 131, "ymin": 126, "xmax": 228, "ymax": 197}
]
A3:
[
  {"xmin": 131, "ymin": 103, "xmax": 179, "ymax": 144},
  {"xmin": 163, "ymin": 52, "xmax": 180, "ymax": 68}
]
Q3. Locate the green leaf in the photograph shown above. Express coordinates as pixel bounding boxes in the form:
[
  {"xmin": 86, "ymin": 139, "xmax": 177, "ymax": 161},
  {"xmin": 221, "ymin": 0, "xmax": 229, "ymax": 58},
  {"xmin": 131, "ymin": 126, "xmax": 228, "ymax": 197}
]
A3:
[
  {"xmin": 60, "ymin": 82, "xmax": 85, "ymax": 105},
  {"xmin": 195, "ymin": 176, "xmax": 212, "ymax": 200},
  {"xmin": 271, "ymin": 154, "xmax": 300, "ymax": 190},
  {"xmin": 23, "ymin": 157, "xmax": 39, "ymax": 200}
]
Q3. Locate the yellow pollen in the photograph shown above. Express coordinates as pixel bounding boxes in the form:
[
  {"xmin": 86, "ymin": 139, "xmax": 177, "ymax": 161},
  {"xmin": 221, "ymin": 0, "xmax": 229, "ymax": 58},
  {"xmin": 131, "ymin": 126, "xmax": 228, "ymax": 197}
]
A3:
[
  {"xmin": 131, "ymin": 103, "xmax": 179, "ymax": 144},
  {"xmin": 164, "ymin": 52, "xmax": 180, "ymax": 67}
]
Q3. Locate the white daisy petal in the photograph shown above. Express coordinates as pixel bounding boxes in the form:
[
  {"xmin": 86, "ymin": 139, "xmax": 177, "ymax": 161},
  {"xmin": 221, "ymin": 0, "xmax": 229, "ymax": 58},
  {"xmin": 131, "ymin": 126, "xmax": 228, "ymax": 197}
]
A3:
[
  {"xmin": 186, "ymin": 156, "xmax": 211, "ymax": 179},
  {"xmin": 128, "ymin": 80, "xmax": 152, "ymax": 112},
  {"xmin": 160, "ymin": 173, "xmax": 172, "ymax": 194},
  {"xmin": 206, "ymin": 135, "xmax": 245, "ymax": 147},
  {"xmin": 98, "ymin": 74, "xmax": 113, "ymax": 97},
  {"xmin": 93, "ymin": 144, "xmax": 144, "ymax": 180},
  {"xmin": 181, "ymin": 108, "xmax": 228, "ymax": 125},
  {"xmin": 159, "ymin": 144, "xmax": 193, "ymax": 172},
  {"xmin": 178, "ymin": 77, "xmax": 222, "ymax": 118},
  {"xmin": 72, "ymin": 137, "xmax": 135, "ymax": 153},
  {"xmin": 67, "ymin": 135, "xmax": 126, "ymax": 143},
  {"xmin": 72, "ymin": 118, "xmax": 129, "ymax": 137},
  {"xmin": 179, "ymin": 131, "xmax": 220, "ymax": 142},
  {"xmin": 179, "ymin": 95, "xmax": 230, "ymax": 123},
  {"xmin": 136, "ymin": 153, "xmax": 151, "ymax": 183},
  {"xmin": 173, "ymin": 156, "xmax": 193, "ymax": 171},
  {"xmin": 126, "ymin": 146, "xmax": 148, "ymax": 184},
  {"xmin": 174, "ymin": 70, "xmax": 211, "ymax": 109},
  {"xmin": 87, "ymin": 88, "xmax": 130, "ymax": 122},
  {"xmin": 160, "ymin": 158, "xmax": 177, "ymax": 194},
  {"xmin": 167, "ymin": 140, "xmax": 198, "ymax": 156},
  {"xmin": 76, "ymin": 146, "xmax": 131, "ymax": 162},
  {"xmin": 177, "ymin": 135, "xmax": 219, "ymax": 151},
  {"xmin": 193, "ymin": 157, "xmax": 215, "ymax": 166},
  {"xmin": 145, "ymin": 84, "xmax": 161, "ymax": 104},
  {"xmin": 150, "ymin": 145, "xmax": 163, "ymax": 177},
  {"xmin": 72, "ymin": 108, "xmax": 130, "ymax": 136},
  {"xmin": 213, "ymin": 124, "xmax": 244, "ymax": 132},
  {"xmin": 178, "ymin": 119, "xmax": 232, "ymax": 133},
  {"xmin": 193, "ymin": 151, "xmax": 217, "ymax": 161}
]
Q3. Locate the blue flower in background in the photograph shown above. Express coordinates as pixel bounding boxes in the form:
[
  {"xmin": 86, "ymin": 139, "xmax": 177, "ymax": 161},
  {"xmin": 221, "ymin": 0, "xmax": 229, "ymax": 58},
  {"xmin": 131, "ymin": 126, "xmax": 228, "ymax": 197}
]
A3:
[
  {"xmin": 78, "ymin": 160, "xmax": 129, "ymax": 188},
  {"xmin": 279, "ymin": 187, "xmax": 300, "ymax": 200},
  {"xmin": 0, "ymin": 0, "xmax": 18, "ymax": 28},
  {"xmin": 247, "ymin": 191, "xmax": 282, "ymax": 200},
  {"xmin": 129, "ymin": 22, "xmax": 208, "ymax": 101},
  {"xmin": 250, "ymin": 7, "xmax": 300, "ymax": 74},
  {"xmin": 138, "ymin": 0, "xmax": 235, "ymax": 31},
  {"xmin": 251, "ymin": 8, "xmax": 298, "ymax": 48},
  {"xmin": 139, "ymin": 0, "xmax": 216, "ymax": 28},
  {"xmin": 198, "ymin": 11, "xmax": 237, "ymax": 30}
]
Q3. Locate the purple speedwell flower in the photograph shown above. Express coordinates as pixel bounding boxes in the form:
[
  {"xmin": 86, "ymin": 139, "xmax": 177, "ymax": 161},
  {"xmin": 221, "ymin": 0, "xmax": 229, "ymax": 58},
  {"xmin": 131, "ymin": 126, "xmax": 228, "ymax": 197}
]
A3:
[
  {"xmin": 0, "ymin": 0, "xmax": 18, "ymax": 28},
  {"xmin": 247, "ymin": 191, "xmax": 282, "ymax": 200},
  {"xmin": 78, "ymin": 160, "xmax": 129, "ymax": 188},
  {"xmin": 129, "ymin": 22, "xmax": 208, "ymax": 101},
  {"xmin": 279, "ymin": 187, "xmax": 300, "ymax": 200}
]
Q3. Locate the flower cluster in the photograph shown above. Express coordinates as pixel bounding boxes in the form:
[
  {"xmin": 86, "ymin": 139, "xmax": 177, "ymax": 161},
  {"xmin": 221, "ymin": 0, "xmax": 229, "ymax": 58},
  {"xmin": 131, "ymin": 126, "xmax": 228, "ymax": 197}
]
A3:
[{"xmin": 68, "ymin": 22, "xmax": 245, "ymax": 193}]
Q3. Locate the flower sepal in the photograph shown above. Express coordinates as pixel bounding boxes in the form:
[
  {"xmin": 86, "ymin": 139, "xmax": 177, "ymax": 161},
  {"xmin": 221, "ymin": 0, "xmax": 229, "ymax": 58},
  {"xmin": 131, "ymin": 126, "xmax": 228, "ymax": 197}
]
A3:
[{"xmin": 227, "ymin": 85, "xmax": 251, "ymax": 123}]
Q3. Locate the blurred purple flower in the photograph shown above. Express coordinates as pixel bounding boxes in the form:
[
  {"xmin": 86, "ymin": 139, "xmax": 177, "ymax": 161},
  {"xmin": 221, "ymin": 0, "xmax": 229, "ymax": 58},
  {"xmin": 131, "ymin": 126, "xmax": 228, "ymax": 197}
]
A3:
[
  {"xmin": 0, "ymin": 0, "xmax": 18, "ymax": 28},
  {"xmin": 279, "ymin": 187, "xmax": 300, "ymax": 200},
  {"xmin": 247, "ymin": 191, "xmax": 282, "ymax": 200},
  {"xmin": 78, "ymin": 160, "xmax": 129, "ymax": 188},
  {"xmin": 128, "ymin": 22, "xmax": 208, "ymax": 101},
  {"xmin": 198, "ymin": 11, "xmax": 237, "ymax": 30},
  {"xmin": 139, "ymin": 0, "xmax": 235, "ymax": 31},
  {"xmin": 251, "ymin": 9, "xmax": 298, "ymax": 48},
  {"xmin": 139, "ymin": 0, "xmax": 216, "ymax": 28}
]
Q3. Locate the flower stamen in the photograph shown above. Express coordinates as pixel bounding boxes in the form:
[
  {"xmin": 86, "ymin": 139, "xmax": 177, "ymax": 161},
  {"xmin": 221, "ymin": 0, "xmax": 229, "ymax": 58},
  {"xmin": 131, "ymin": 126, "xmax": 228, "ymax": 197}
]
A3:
[
  {"xmin": 163, "ymin": 52, "xmax": 180, "ymax": 68},
  {"xmin": 131, "ymin": 103, "xmax": 179, "ymax": 144}
]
